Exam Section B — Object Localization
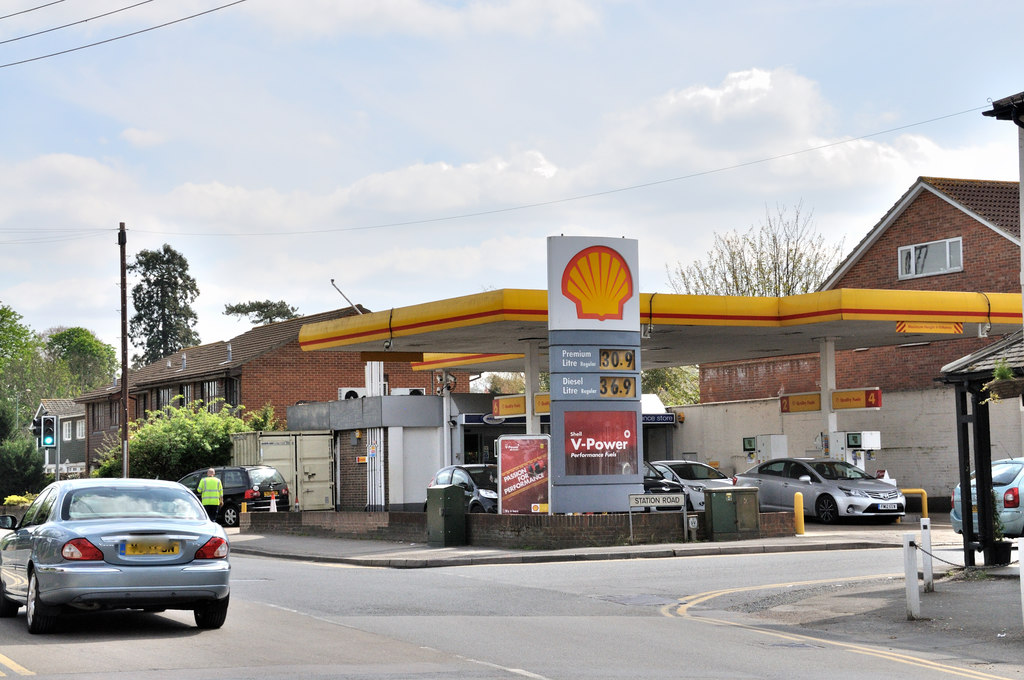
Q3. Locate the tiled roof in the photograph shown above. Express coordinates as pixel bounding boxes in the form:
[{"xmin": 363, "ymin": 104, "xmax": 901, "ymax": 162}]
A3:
[
  {"xmin": 77, "ymin": 306, "xmax": 368, "ymax": 402},
  {"xmin": 40, "ymin": 398, "xmax": 85, "ymax": 417},
  {"xmin": 941, "ymin": 330, "xmax": 1024, "ymax": 378},
  {"xmin": 921, "ymin": 177, "xmax": 1020, "ymax": 238},
  {"xmin": 821, "ymin": 176, "xmax": 1020, "ymax": 290}
]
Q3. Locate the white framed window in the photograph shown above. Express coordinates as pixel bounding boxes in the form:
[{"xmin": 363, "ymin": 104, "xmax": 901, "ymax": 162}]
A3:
[
  {"xmin": 898, "ymin": 237, "xmax": 962, "ymax": 279},
  {"xmin": 76, "ymin": 420, "xmax": 85, "ymax": 440},
  {"xmin": 62, "ymin": 420, "xmax": 72, "ymax": 441}
]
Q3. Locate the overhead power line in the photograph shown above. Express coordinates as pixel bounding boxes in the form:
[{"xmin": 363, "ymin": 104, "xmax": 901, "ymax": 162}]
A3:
[
  {"xmin": 0, "ymin": 103, "xmax": 990, "ymax": 245},
  {"xmin": 0, "ymin": 0, "xmax": 66, "ymax": 22},
  {"xmin": 0, "ymin": 0, "xmax": 248, "ymax": 69},
  {"xmin": 126, "ymin": 105, "xmax": 989, "ymax": 238},
  {"xmin": 0, "ymin": 0, "xmax": 158, "ymax": 47}
]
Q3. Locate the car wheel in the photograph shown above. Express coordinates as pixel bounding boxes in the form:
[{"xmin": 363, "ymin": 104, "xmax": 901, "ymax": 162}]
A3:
[
  {"xmin": 815, "ymin": 495, "xmax": 839, "ymax": 524},
  {"xmin": 0, "ymin": 578, "xmax": 19, "ymax": 618},
  {"xmin": 469, "ymin": 503, "xmax": 485, "ymax": 513},
  {"xmin": 194, "ymin": 596, "xmax": 229, "ymax": 630},
  {"xmin": 26, "ymin": 572, "xmax": 57, "ymax": 634},
  {"xmin": 221, "ymin": 504, "xmax": 239, "ymax": 527}
]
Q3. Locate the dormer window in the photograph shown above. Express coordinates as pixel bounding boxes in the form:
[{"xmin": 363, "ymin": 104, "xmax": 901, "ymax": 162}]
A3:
[{"xmin": 898, "ymin": 237, "xmax": 962, "ymax": 279}]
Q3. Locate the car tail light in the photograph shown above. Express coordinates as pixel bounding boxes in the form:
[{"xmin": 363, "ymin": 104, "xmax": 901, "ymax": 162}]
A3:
[
  {"xmin": 1004, "ymin": 487, "xmax": 1020, "ymax": 509},
  {"xmin": 244, "ymin": 489, "xmax": 260, "ymax": 500},
  {"xmin": 62, "ymin": 538, "xmax": 103, "ymax": 561},
  {"xmin": 731, "ymin": 476, "xmax": 738, "ymax": 484},
  {"xmin": 195, "ymin": 537, "xmax": 228, "ymax": 559}
]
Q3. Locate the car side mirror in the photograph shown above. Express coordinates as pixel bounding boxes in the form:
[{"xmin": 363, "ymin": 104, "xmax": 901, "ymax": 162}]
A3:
[
  {"xmin": 0, "ymin": 515, "xmax": 16, "ymax": 530},
  {"xmin": 799, "ymin": 475, "xmax": 812, "ymax": 483}
]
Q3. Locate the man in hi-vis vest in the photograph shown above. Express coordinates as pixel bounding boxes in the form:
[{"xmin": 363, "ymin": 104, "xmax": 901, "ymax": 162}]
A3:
[{"xmin": 196, "ymin": 468, "xmax": 224, "ymax": 522}]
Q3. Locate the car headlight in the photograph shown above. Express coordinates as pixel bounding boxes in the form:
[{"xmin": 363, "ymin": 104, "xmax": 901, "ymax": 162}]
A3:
[
  {"xmin": 838, "ymin": 486, "xmax": 868, "ymax": 498},
  {"xmin": 478, "ymin": 489, "xmax": 498, "ymax": 499}
]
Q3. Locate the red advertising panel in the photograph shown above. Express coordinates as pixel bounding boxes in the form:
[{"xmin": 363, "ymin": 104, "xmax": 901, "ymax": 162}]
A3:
[
  {"xmin": 563, "ymin": 410, "xmax": 637, "ymax": 475},
  {"xmin": 498, "ymin": 435, "xmax": 550, "ymax": 515}
]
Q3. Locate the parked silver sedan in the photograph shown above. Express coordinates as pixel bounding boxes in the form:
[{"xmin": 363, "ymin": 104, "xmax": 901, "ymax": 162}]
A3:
[
  {"xmin": 0, "ymin": 478, "xmax": 230, "ymax": 634},
  {"xmin": 651, "ymin": 460, "xmax": 734, "ymax": 511},
  {"xmin": 734, "ymin": 457, "xmax": 905, "ymax": 523}
]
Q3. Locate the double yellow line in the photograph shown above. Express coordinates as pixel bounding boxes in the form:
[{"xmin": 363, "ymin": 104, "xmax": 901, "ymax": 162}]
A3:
[{"xmin": 665, "ymin": 574, "xmax": 1012, "ymax": 680}]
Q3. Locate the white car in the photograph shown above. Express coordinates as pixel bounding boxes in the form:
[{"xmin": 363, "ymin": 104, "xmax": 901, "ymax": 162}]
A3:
[{"xmin": 651, "ymin": 460, "xmax": 734, "ymax": 511}]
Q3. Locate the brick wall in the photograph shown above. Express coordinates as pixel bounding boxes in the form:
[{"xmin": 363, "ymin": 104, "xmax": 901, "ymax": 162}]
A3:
[
  {"xmin": 334, "ymin": 430, "xmax": 391, "ymax": 510},
  {"xmin": 833, "ymin": 190, "xmax": 1019, "ymax": 293}
]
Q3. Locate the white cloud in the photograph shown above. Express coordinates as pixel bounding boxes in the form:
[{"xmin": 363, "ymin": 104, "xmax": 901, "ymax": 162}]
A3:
[{"xmin": 121, "ymin": 128, "xmax": 166, "ymax": 148}]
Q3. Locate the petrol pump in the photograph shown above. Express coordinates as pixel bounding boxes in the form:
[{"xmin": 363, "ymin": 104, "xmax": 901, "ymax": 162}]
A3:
[
  {"xmin": 741, "ymin": 434, "xmax": 788, "ymax": 466},
  {"xmin": 824, "ymin": 431, "xmax": 881, "ymax": 471}
]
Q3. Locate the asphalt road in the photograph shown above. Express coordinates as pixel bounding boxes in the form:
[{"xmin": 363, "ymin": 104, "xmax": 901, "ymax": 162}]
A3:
[{"xmin": 0, "ymin": 543, "xmax": 1020, "ymax": 679}]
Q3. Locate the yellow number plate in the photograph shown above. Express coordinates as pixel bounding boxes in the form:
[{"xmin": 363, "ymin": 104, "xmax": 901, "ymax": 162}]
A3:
[{"xmin": 121, "ymin": 540, "xmax": 180, "ymax": 556}]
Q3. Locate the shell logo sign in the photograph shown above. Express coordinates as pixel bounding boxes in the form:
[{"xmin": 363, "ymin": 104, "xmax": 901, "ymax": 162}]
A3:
[
  {"xmin": 560, "ymin": 246, "xmax": 633, "ymax": 321},
  {"xmin": 547, "ymin": 236, "xmax": 639, "ymax": 331}
]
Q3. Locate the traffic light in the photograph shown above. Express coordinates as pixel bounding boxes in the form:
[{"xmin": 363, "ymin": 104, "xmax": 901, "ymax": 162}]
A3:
[
  {"xmin": 31, "ymin": 417, "xmax": 41, "ymax": 440},
  {"xmin": 41, "ymin": 415, "xmax": 56, "ymax": 449}
]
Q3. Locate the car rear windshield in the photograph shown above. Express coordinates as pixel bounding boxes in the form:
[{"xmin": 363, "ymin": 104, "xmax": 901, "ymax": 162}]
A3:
[
  {"xmin": 64, "ymin": 487, "xmax": 207, "ymax": 521},
  {"xmin": 248, "ymin": 467, "xmax": 286, "ymax": 486},
  {"xmin": 992, "ymin": 463, "xmax": 1024, "ymax": 486}
]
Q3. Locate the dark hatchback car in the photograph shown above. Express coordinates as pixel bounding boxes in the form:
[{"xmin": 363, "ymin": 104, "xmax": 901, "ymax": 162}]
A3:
[
  {"xmin": 426, "ymin": 464, "xmax": 499, "ymax": 513},
  {"xmin": 178, "ymin": 465, "xmax": 290, "ymax": 527}
]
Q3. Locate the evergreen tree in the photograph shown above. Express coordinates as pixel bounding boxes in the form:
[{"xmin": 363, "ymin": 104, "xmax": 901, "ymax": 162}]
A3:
[
  {"xmin": 224, "ymin": 300, "xmax": 299, "ymax": 326},
  {"xmin": 128, "ymin": 245, "xmax": 201, "ymax": 366}
]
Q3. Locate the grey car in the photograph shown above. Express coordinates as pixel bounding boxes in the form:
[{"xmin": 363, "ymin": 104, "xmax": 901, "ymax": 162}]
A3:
[
  {"xmin": 651, "ymin": 460, "xmax": 734, "ymax": 511},
  {"xmin": 734, "ymin": 457, "xmax": 905, "ymax": 524},
  {"xmin": 0, "ymin": 478, "xmax": 230, "ymax": 634}
]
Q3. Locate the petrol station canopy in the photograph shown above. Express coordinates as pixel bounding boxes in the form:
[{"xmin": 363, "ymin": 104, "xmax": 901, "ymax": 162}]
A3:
[{"xmin": 298, "ymin": 288, "xmax": 1023, "ymax": 372}]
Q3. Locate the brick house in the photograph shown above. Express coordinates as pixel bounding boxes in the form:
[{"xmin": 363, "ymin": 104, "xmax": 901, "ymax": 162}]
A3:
[
  {"xmin": 76, "ymin": 307, "xmax": 466, "ymax": 472},
  {"xmin": 681, "ymin": 177, "xmax": 1021, "ymax": 502}
]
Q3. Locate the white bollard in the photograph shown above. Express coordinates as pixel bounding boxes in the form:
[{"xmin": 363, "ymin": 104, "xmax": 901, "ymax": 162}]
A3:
[
  {"xmin": 903, "ymin": 533, "xmax": 920, "ymax": 620},
  {"xmin": 921, "ymin": 518, "xmax": 933, "ymax": 593}
]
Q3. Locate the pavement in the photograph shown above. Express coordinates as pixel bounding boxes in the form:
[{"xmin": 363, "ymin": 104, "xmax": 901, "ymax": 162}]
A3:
[{"xmin": 228, "ymin": 512, "xmax": 1024, "ymax": 664}]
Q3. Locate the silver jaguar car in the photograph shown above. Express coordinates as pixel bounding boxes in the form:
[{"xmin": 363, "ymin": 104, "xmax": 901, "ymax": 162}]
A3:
[
  {"xmin": 0, "ymin": 478, "xmax": 230, "ymax": 634},
  {"xmin": 733, "ymin": 457, "xmax": 905, "ymax": 523}
]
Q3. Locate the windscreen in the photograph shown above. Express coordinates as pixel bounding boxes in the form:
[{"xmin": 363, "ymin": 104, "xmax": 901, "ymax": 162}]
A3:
[
  {"xmin": 64, "ymin": 486, "xmax": 207, "ymax": 521},
  {"xmin": 469, "ymin": 466, "xmax": 498, "ymax": 490},
  {"xmin": 810, "ymin": 461, "xmax": 873, "ymax": 481}
]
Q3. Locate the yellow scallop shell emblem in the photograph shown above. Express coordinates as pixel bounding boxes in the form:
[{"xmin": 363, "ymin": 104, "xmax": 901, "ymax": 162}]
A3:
[{"xmin": 560, "ymin": 245, "xmax": 634, "ymax": 321}]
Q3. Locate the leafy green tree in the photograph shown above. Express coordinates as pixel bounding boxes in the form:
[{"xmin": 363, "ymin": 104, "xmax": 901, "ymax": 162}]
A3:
[
  {"xmin": 666, "ymin": 202, "xmax": 844, "ymax": 296},
  {"xmin": 128, "ymin": 244, "xmax": 201, "ymax": 367},
  {"xmin": 0, "ymin": 436, "xmax": 46, "ymax": 498},
  {"xmin": 224, "ymin": 300, "xmax": 300, "ymax": 326},
  {"xmin": 246, "ymin": 402, "xmax": 283, "ymax": 431},
  {"xmin": 0, "ymin": 304, "xmax": 34, "ymax": 376},
  {"xmin": 642, "ymin": 367, "xmax": 698, "ymax": 406},
  {"xmin": 0, "ymin": 305, "xmax": 76, "ymax": 426},
  {"xmin": 44, "ymin": 327, "xmax": 118, "ymax": 395},
  {"xmin": 93, "ymin": 398, "xmax": 247, "ymax": 480}
]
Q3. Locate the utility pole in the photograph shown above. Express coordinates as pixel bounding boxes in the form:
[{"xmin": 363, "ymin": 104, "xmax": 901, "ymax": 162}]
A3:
[{"xmin": 119, "ymin": 222, "xmax": 130, "ymax": 478}]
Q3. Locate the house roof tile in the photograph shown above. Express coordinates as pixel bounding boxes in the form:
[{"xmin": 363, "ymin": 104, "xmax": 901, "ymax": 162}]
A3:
[{"xmin": 39, "ymin": 398, "xmax": 85, "ymax": 417}]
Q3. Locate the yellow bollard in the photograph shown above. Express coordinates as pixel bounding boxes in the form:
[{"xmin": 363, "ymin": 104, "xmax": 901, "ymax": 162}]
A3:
[
  {"xmin": 241, "ymin": 502, "xmax": 247, "ymax": 514},
  {"xmin": 793, "ymin": 492, "xmax": 805, "ymax": 535}
]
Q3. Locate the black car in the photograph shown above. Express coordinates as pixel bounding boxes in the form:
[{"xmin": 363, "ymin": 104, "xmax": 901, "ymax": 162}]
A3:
[
  {"xmin": 426, "ymin": 464, "xmax": 499, "ymax": 513},
  {"xmin": 642, "ymin": 461, "xmax": 685, "ymax": 511},
  {"xmin": 178, "ymin": 465, "xmax": 290, "ymax": 527}
]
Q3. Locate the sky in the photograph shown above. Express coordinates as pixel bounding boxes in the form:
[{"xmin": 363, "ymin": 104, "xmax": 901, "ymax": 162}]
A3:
[{"xmin": 1, "ymin": 0, "xmax": 1022, "ymax": 355}]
